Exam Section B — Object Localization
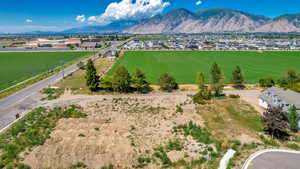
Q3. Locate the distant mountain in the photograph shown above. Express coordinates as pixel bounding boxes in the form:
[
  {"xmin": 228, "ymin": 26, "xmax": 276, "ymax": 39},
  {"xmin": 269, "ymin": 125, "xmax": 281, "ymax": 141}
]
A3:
[
  {"xmin": 125, "ymin": 7, "xmax": 273, "ymax": 34},
  {"xmin": 256, "ymin": 13, "xmax": 300, "ymax": 32},
  {"xmin": 124, "ymin": 7, "xmax": 300, "ymax": 34},
  {"xmin": 62, "ymin": 20, "xmax": 138, "ymax": 34}
]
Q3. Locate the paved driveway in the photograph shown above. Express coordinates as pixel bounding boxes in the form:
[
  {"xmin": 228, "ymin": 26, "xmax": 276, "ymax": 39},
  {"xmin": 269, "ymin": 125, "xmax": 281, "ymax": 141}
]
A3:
[{"xmin": 247, "ymin": 151, "xmax": 300, "ymax": 169}]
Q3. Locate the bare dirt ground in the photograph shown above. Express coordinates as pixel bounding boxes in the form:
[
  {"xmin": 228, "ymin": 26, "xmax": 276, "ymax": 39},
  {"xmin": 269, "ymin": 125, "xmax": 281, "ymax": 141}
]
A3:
[{"xmin": 23, "ymin": 94, "xmax": 205, "ymax": 169}]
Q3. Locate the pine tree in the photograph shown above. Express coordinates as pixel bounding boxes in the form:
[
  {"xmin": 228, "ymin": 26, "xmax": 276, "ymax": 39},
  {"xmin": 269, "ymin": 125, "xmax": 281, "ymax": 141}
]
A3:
[
  {"xmin": 288, "ymin": 105, "xmax": 299, "ymax": 132},
  {"xmin": 112, "ymin": 65, "xmax": 131, "ymax": 92},
  {"xmin": 210, "ymin": 63, "xmax": 224, "ymax": 96},
  {"xmin": 131, "ymin": 69, "xmax": 150, "ymax": 93},
  {"xmin": 195, "ymin": 72, "xmax": 205, "ymax": 88},
  {"xmin": 85, "ymin": 59, "xmax": 99, "ymax": 91},
  {"xmin": 232, "ymin": 66, "xmax": 245, "ymax": 88}
]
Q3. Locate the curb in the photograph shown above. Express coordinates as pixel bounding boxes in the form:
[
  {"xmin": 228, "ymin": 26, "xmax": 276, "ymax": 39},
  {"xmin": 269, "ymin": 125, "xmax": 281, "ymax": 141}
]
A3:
[{"xmin": 242, "ymin": 149, "xmax": 300, "ymax": 169}]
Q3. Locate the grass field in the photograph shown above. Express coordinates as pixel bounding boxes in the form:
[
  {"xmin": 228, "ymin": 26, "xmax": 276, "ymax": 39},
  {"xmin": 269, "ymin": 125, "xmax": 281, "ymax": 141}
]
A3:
[
  {"xmin": 0, "ymin": 51, "xmax": 93, "ymax": 91},
  {"xmin": 109, "ymin": 51, "xmax": 300, "ymax": 84}
]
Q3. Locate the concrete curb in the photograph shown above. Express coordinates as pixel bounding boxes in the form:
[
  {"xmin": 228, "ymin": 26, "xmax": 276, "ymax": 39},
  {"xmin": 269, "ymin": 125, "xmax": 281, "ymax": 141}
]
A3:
[
  {"xmin": 218, "ymin": 149, "xmax": 236, "ymax": 169},
  {"xmin": 242, "ymin": 149, "xmax": 300, "ymax": 169}
]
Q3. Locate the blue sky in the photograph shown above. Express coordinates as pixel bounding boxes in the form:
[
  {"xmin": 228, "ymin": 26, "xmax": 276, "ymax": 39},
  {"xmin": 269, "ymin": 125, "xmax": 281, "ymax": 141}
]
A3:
[{"xmin": 1, "ymin": 0, "xmax": 300, "ymax": 33}]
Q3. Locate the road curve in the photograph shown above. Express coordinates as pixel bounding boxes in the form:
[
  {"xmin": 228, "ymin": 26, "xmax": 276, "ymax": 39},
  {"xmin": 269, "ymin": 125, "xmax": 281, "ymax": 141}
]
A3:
[
  {"xmin": 0, "ymin": 42, "xmax": 122, "ymax": 130},
  {"xmin": 242, "ymin": 149, "xmax": 300, "ymax": 169}
]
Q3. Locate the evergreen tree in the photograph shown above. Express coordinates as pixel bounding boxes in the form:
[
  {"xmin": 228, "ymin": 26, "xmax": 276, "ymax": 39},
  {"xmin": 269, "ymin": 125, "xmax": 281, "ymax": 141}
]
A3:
[
  {"xmin": 112, "ymin": 66, "xmax": 131, "ymax": 92},
  {"xmin": 195, "ymin": 72, "xmax": 205, "ymax": 88},
  {"xmin": 85, "ymin": 59, "xmax": 99, "ymax": 91},
  {"xmin": 131, "ymin": 69, "xmax": 150, "ymax": 93},
  {"xmin": 232, "ymin": 66, "xmax": 245, "ymax": 88},
  {"xmin": 288, "ymin": 105, "xmax": 299, "ymax": 132},
  {"xmin": 210, "ymin": 63, "xmax": 224, "ymax": 96},
  {"xmin": 158, "ymin": 73, "xmax": 178, "ymax": 92}
]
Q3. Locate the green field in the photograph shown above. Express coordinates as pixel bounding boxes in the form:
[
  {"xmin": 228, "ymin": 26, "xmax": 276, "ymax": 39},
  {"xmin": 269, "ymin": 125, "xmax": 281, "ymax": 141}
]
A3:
[
  {"xmin": 0, "ymin": 52, "xmax": 93, "ymax": 90},
  {"xmin": 109, "ymin": 51, "xmax": 300, "ymax": 84}
]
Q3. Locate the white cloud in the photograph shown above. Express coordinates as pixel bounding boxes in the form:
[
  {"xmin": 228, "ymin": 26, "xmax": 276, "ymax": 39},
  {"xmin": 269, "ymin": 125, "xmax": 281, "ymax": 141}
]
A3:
[
  {"xmin": 26, "ymin": 19, "xmax": 33, "ymax": 23},
  {"xmin": 76, "ymin": 15, "xmax": 86, "ymax": 23},
  {"xmin": 88, "ymin": 0, "xmax": 170, "ymax": 25},
  {"xmin": 196, "ymin": 0, "xmax": 202, "ymax": 5}
]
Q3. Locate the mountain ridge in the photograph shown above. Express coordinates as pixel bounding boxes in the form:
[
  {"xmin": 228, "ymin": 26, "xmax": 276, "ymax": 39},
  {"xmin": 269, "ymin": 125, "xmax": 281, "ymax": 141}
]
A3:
[{"xmin": 124, "ymin": 7, "xmax": 300, "ymax": 34}]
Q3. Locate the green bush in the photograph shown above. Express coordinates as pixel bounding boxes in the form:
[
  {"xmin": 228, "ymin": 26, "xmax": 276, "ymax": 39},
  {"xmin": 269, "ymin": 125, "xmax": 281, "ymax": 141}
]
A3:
[
  {"xmin": 228, "ymin": 94, "xmax": 240, "ymax": 99},
  {"xmin": 41, "ymin": 88, "xmax": 64, "ymax": 100},
  {"xmin": 192, "ymin": 88, "xmax": 212, "ymax": 104},
  {"xmin": 176, "ymin": 105, "xmax": 183, "ymax": 113}
]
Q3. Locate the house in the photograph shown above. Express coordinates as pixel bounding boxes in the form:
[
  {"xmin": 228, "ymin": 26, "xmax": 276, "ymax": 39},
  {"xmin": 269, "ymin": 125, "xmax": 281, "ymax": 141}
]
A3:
[{"xmin": 259, "ymin": 87, "xmax": 300, "ymax": 113}]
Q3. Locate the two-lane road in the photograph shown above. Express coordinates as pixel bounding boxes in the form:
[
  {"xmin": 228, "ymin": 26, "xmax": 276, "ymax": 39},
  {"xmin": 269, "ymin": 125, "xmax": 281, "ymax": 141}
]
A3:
[{"xmin": 0, "ymin": 41, "xmax": 123, "ymax": 130}]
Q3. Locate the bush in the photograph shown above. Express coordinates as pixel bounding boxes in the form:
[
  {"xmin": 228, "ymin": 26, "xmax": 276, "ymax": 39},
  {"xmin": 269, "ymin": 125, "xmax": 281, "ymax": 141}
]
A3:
[
  {"xmin": 158, "ymin": 73, "xmax": 178, "ymax": 92},
  {"xmin": 176, "ymin": 105, "xmax": 183, "ymax": 113},
  {"xmin": 228, "ymin": 94, "xmax": 240, "ymax": 99},
  {"xmin": 259, "ymin": 78, "xmax": 275, "ymax": 87},
  {"xmin": 41, "ymin": 88, "xmax": 64, "ymax": 100},
  {"xmin": 192, "ymin": 87, "xmax": 212, "ymax": 104}
]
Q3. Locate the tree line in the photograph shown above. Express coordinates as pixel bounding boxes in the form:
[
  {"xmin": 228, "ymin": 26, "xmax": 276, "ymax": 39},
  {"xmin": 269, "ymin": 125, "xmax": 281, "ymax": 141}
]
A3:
[
  {"xmin": 259, "ymin": 69, "xmax": 300, "ymax": 92},
  {"xmin": 85, "ymin": 59, "xmax": 246, "ymax": 94}
]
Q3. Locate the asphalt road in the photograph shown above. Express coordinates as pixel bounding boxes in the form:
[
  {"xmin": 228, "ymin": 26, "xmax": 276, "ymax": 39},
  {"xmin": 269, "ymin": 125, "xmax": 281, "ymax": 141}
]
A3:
[
  {"xmin": 0, "ymin": 41, "xmax": 122, "ymax": 130},
  {"xmin": 247, "ymin": 151, "xmax": 300, "ymax": 169}
]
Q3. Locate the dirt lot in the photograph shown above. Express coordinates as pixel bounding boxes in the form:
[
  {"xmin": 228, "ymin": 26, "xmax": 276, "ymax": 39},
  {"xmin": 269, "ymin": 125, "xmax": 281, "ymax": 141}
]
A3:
[{"xmin": 23, "ymin": 94, "xmax": 206, "ymax": 169}]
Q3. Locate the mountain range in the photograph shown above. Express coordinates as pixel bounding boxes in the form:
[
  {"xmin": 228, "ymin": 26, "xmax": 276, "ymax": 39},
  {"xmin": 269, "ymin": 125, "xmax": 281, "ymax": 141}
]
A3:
[{"xmin": 47, "ymin": 7, "xmax": 300, "ymax": 34}]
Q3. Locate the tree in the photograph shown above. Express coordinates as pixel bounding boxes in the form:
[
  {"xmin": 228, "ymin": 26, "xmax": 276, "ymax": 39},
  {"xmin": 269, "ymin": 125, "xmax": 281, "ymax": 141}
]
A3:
[
  {"xmin": 195, "ymin": 72, "xmax": 205, "ymax": 88},
  {"xmin": 131, "ymin": 69, "xmax": 150, "ymax": 93},
  {"xmin": 85, "ymin": 59, "xmax": 99, "ymax": 91},
  {"xmin": 231, "ymin": 66, "xmax": 245, "ymax": 88},
  {"xmin": 263, "ymin": 106, "xmax": 289, "ymax": 139},
  {"xmin": 288, "ymin": 105, "xmax": 299, "ymax": 132},
  {"xmin": 158, "ymin": 73, "xmax": 178, "ymax": 92},
  {"xmin": 286, "ymin": 69, "xmax": 299, "ymax": 85},
  {"xmin": 99, "ymin": 75, "xmax": 113, "ymax": 91},
  {"xmin": 112, "ymin": 66, "xmax": 131, "ymax": 92},
  {"xmin": 210, "ymin": 63, "xmax": 224, "ymax": 96},
  {"xmin": 259, "ymin": 78, "xmax": 275, "ymax": 88}
]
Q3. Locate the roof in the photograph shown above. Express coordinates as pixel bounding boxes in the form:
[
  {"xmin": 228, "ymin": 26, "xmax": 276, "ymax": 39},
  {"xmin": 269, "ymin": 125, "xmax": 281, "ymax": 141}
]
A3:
[{"xmin": 264, "ymin": 87, "xmax": 300, "ymax": 107}]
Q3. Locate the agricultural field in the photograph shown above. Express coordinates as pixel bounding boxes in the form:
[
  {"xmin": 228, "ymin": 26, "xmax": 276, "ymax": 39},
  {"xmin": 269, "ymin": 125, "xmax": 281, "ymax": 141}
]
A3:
[
  {"xmin": 109, "ymin": 51, "xmax": 300, "ymax": 84},
  {"xmin": 0, "ymin": 51, "xmax": 93, "ymax": 91}
]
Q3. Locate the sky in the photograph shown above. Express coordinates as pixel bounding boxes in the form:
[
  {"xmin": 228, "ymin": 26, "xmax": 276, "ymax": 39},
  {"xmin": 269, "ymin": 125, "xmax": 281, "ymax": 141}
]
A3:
[{"xmin": 0, "ymin": 0, "xmax": 300, "ymax": 33}]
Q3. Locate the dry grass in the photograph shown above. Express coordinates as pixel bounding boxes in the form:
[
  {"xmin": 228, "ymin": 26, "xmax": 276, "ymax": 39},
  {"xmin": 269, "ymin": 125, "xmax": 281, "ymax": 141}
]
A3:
[{"xmin": 57, "ymin": 58, "xmax": 115, "ymax": 94}]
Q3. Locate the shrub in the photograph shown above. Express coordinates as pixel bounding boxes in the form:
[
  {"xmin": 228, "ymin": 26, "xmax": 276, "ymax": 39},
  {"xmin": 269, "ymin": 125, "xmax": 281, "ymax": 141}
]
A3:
[
  {"xmin": 192, "ymin": 87, "xmax": 212, "ymax": 104},
  {"xmin": 259, "ymin": 78, "xmax": 275, "ymax": 87},
  {"xmin": 41, "ymin": 87, "xmax": 64, "ymax": 100},
  {"xmin": 176, "ymin": 105, "xmax": 183, "ymax": 113},
  {"xmin": 228, "ymin": 94, "xmax": 240, "ymax": 99},
  {"xmin": 158, "ymin": 73, "xmax": 178, "ymax": 92}
]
